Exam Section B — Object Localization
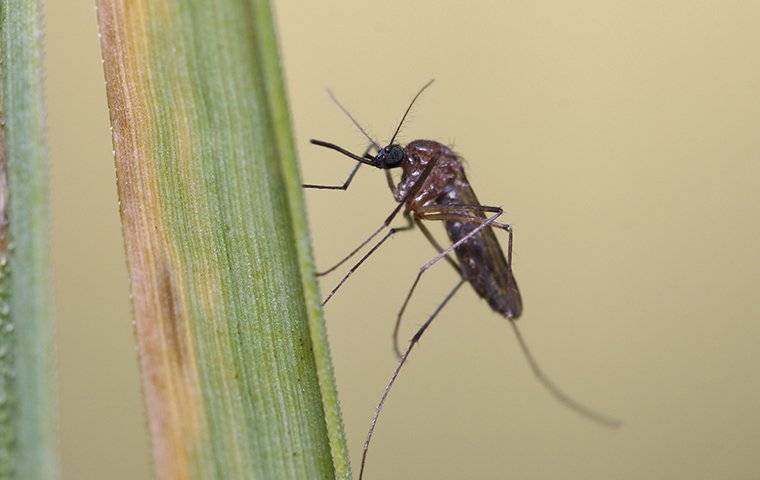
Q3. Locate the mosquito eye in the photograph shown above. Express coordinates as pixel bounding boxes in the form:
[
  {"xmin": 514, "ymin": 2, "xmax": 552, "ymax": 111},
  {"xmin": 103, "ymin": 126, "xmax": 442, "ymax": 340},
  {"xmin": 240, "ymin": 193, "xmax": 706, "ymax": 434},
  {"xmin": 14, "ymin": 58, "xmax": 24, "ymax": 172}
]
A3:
[{"xmin": 389, "ymin": 147, "xmax": 404, "ymax": 163}]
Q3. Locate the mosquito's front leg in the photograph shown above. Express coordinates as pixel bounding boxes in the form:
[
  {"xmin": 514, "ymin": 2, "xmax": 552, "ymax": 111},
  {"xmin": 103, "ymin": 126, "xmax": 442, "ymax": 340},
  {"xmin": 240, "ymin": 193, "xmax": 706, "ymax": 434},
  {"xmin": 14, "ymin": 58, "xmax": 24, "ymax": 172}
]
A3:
[
  {"xmin": 319, "ymin": 154, "xmax": 440, "ymax": 303},
  {"xmin": 320, "ymin": 213, "xmax": 413, "ymax": 306}
]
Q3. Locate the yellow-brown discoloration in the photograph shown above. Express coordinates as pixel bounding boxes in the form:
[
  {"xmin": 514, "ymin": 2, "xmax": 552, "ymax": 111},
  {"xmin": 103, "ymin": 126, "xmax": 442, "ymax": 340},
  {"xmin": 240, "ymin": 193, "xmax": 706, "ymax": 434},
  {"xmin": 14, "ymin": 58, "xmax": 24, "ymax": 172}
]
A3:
[{"xmin": 97, "ymin": 1, "xmax": 202, "ymax": 477}]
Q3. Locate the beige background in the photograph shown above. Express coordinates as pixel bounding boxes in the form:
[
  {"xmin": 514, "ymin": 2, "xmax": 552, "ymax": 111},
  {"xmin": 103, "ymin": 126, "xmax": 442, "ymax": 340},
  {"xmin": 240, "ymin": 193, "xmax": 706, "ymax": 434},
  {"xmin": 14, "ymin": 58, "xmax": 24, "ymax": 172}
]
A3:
[{"xmin": 46, "ymin": 1, "xmax": 760, "ymax": 479}]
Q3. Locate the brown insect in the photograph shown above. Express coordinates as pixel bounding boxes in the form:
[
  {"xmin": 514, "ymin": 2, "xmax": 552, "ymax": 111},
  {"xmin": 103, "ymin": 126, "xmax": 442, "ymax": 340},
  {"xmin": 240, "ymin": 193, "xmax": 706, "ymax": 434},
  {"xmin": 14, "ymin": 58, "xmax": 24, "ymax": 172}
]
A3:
[{"xmin": 304, "ymin": 80, "xmax": 619, "ymax": 479}]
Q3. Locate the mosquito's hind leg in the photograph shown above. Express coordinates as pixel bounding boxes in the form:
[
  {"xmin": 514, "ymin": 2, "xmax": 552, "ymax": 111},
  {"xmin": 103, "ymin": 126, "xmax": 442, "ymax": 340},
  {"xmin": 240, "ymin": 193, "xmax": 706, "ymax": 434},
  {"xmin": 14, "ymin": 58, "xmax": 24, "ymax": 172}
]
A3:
[
  {"xmin": 414, "ymin": 206, "xmax": 514, "ymax": 265},
  {"xmin": 302, "ymin": 144, "xmax": 375, "ymax": 190},
  {"xmin": 393, "ymin": 208, "xmax": 503, "ymax": 358},
  {"xmin": 414, "ymin": 218, "xmax": 461, "ymax": 274},
  {"xmin": 412, "ymin": 206, "xmax": 621, "ymax": 428},
  {"xmin": 393, "ymin": 207, "xmax": 506, "ymax": 349}
]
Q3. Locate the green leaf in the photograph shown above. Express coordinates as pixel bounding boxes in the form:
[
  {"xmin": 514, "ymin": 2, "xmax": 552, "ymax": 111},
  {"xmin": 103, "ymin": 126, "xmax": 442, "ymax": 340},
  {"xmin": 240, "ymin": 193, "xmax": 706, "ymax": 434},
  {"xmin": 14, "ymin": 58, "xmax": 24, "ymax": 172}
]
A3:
[
  {"xmin": 96, "ymin": 1, "xmax": 350, "ymax": 478},
  {"xmin": 0, "ymin": 1, "xmax": 56, "ymax": 479}
]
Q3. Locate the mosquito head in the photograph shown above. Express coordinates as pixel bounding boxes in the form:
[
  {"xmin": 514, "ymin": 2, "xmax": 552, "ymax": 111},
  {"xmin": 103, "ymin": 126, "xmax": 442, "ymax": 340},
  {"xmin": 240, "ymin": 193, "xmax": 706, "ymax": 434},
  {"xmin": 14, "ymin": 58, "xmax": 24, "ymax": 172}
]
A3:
[{"xmin": 374, "ymin": 144, "xmax": 406, "ymax": 169}]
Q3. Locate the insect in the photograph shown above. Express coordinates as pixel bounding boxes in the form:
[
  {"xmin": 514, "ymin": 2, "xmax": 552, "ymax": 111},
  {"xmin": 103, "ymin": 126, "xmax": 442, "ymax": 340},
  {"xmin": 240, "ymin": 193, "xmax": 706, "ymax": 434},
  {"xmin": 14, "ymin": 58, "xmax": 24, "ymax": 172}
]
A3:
[{"xmin": 304, "ymin": 80, "xmax": 619, "ymax": 479}]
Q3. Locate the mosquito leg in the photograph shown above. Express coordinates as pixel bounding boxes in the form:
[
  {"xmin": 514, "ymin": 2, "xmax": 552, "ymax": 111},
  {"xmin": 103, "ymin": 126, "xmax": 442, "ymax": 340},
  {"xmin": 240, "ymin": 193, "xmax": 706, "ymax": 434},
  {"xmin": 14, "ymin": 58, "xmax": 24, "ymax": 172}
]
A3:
[
  {"xmin": 321, "ymin": 213, "xmax": 414, "ymax": 306},
  {"xmin": 413, "ymin": 204, "xmax": 511, "ymax": 228},
  {"xmin": 413, "ymin": 204, "xmax": 514, "ymax": 266},
  {"xmin": 395, "ymin": 209, "xmax": 505, "ymax": 339},
  {"xmin": 302, "ymin": 161, "xmax": 363, "ymax": 190},
  {"xmin": 391, "ymin": 218, "xmax": 461, "ymax": 359},
  {"xmin": 383, "ymin": 169, "xmax": 395, "ymax": 193},
  {"xmin": 359, "ymin": 278, "xmax": 466, "ymax": 480},
  {"xmin": 416, "ymin": 211, "xmax": 514, "ymax": 268},
  {"xmin": 507, "ymin": 320, "xmax": 621, "ymax": 428},
  {"xmin": 414, "ymin": 219, "xmax": 461, "ymax": 274},
  {"xmin": 314, "ymin": 197, "xmax": 409, "ymax": 277},
  {"xmin": 417, "ymin": 207, "xmax": 621, "ymax": 427},
  {"xmin": 316, "ymin": 152, "xmax": 439, "ymax": 279},
  {"xmin": 316, "ymin": 204, "xmax": 411, "ymax": 277},
  {"xmin": 316, "ymin": 223, "xmax": 382, "ymax": 277},
  {"xmin": 302, "ymin": 144, "xmax": 374, "ymax": 190}
]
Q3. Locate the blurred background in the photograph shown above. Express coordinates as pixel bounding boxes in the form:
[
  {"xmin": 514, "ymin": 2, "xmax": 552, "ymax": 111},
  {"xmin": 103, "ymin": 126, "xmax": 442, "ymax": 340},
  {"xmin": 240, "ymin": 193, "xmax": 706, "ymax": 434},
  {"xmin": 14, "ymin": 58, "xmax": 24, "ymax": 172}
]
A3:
[{"xmin": 46, "ymin": 1, "xmax": 760, "ymax": 479}]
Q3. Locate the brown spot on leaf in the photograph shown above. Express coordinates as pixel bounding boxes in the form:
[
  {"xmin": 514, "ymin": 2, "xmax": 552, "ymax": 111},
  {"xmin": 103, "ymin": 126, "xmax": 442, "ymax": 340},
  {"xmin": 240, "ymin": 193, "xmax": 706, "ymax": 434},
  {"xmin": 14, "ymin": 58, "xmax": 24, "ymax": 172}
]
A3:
[{"xmin": 158, "ymin": 260, "xmax": 187, "ymax": 370}]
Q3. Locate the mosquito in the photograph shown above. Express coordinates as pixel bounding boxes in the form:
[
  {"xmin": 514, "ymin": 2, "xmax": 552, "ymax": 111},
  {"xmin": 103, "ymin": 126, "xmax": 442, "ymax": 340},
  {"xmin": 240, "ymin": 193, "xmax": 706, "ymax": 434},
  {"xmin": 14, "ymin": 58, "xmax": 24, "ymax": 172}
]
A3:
[{"xmin": 303, "ymin": 80, "xmax": 620, "ymax": 479}]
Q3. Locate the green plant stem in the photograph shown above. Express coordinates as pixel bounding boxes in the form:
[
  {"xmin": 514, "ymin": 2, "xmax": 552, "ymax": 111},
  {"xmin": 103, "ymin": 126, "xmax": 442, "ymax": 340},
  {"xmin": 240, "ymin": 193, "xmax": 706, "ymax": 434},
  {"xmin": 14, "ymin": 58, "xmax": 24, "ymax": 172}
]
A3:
[{"xmin": 0, "ymin": 1, "xmax": 55, "ymax": 479}]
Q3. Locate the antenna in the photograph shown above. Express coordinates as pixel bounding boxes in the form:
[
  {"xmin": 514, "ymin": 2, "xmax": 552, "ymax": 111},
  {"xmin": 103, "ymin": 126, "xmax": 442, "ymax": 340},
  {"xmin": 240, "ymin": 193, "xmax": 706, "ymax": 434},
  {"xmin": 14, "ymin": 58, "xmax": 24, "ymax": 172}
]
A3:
[
  {"xmin": 389, "ymin": 79, "xmax": 435, "ymax": 145},
  {"xmin": 327, "ymin": 89, "xmax": 381, "ymax": 149}
]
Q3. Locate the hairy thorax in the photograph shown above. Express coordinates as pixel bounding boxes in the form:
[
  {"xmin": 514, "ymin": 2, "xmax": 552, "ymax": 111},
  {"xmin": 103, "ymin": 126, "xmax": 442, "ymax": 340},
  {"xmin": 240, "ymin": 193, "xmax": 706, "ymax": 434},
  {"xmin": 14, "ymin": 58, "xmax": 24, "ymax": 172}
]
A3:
[{"xmin": 393, "ymin": 140, "xmax": 464, "ymax": 208}]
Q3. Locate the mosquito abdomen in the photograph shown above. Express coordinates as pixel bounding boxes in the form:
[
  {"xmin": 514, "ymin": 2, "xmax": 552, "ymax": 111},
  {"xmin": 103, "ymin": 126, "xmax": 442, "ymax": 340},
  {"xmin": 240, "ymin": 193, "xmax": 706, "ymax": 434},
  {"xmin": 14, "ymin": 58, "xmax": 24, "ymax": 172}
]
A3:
[{"xmin": 439, "ymin": 178, "xmax": 523, "ymax": 320}]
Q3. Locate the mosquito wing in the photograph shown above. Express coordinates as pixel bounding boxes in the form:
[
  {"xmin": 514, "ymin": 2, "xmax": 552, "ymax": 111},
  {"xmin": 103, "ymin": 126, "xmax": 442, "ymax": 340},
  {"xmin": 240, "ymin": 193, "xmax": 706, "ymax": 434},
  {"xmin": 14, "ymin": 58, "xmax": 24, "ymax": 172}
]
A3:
[{"xmin": 440, "ymin": 174, "xmax": 522, "ymax": 319}]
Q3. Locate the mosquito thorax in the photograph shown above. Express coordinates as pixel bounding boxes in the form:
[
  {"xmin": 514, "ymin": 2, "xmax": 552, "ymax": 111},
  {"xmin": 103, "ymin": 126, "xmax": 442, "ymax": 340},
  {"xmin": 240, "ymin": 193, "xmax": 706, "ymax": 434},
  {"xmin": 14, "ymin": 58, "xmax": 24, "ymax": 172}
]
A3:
[{"xmin": 375, "ymin": 144, "xmax": 405, "ymax": 169}]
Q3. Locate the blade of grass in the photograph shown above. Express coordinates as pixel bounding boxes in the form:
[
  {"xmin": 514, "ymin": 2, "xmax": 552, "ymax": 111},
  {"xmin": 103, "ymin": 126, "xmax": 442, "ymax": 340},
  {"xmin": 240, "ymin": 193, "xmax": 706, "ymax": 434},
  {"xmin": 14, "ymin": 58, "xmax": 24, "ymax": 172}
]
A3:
[
  {"xmin": 0, "ymin": 1, "xmax": 56, "ymax": 479},
  {"xmin": 96, "ymin": 1, "xmax": 350, "ymax": 478}
]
